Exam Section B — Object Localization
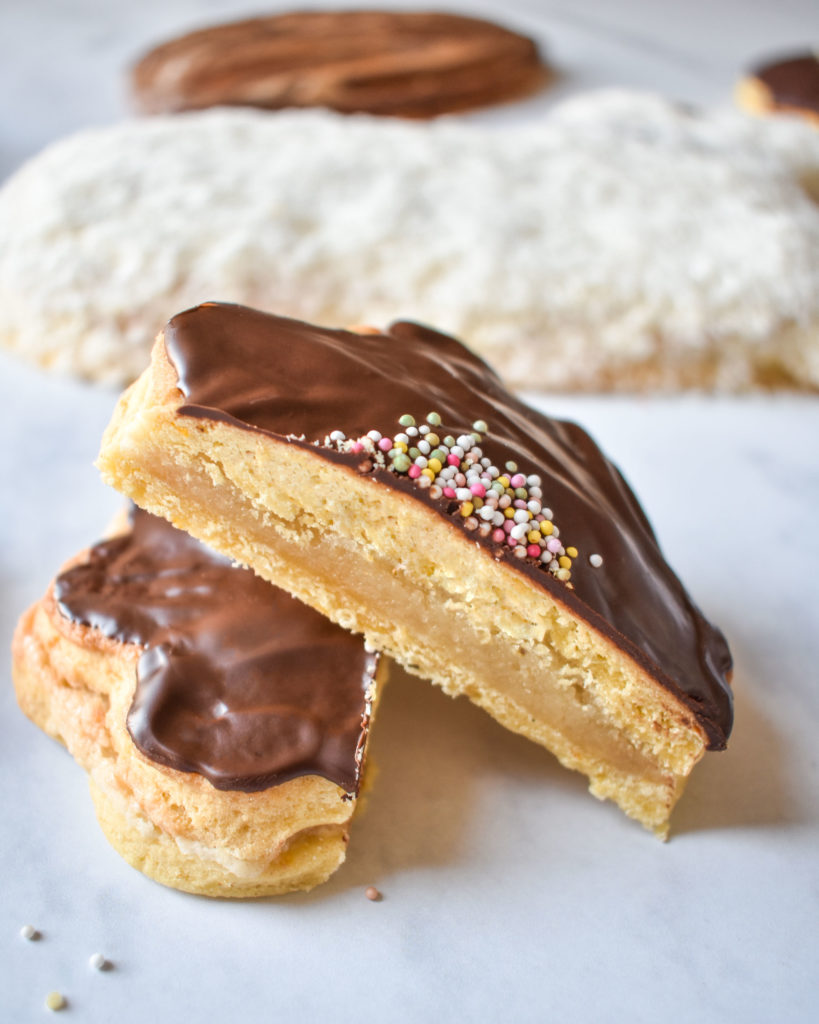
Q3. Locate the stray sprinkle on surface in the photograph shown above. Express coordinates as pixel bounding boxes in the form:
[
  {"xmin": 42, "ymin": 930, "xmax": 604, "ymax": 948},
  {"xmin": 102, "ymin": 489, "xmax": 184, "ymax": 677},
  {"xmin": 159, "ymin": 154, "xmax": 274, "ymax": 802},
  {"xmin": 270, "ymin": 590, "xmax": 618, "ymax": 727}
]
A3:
[
  {"xmin": 89, "ymin": 953, "xmax": 108, "ymax": 971},
  {"xmin": 20, "ymin": 924, "xmax": 39, "ymax": 941},
  {"xmin": 589, "ymin": 553, "xmax": 603, "ymax": 568},
  {"xmin": 45, "ymin": 992, "xmax": 66, "ymax": 1012},
  {"xmin": 324, "ymin": 412, "xmax": 581, "ymax": 582},
  {"xmin": 365, "ymin": 886, "xmax": 382, "ymax": 901}
]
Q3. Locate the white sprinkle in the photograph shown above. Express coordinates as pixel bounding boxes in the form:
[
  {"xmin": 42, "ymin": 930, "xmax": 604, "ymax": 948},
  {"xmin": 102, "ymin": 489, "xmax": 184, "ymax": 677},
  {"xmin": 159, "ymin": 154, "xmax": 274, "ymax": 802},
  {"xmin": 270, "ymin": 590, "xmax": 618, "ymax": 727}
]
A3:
[
  {"xmin": 366, "ymin": 429, "xmax": 382, "ymax": 442},
  {"xmin": 481, "ymin": 457, "xmax": 491, "ymax": 468},
  {"xmin": 527, "ymin": 475, "xmax": 541, "ymax": 487},
  {"xmin": 513, "ymin": 545, "xmax": 527, "ymax": 559},
  {"xmin": 513, "ymin": 509, "xmax": 530, "ymax": 525},
  {"xmin": 589, "ymin": 553, "xmax": 604, "ymax": 568},
  {"xmin": 529, "ymin": 486, "xmax": 543, "ymax": 499},
  {"xmin": 406, "ymin": 426, "xmax": 419, "ymax": 437},
  {"xmin": 429, "ymin": 485, "xmax": 443, "ymax": 500},
  {"xmin": 478, "ymin": 522, "xmax": 492, "ymax": 537},
  {"xmin": 419, "ymin": 424, "xmax": 430, "ymax": 435},
  {"xmin": 450, "ymin": 445, "xmax": 464, "ymax": 458},
  {"xmin": 455, "ymin": 488, "xmax": 472, "ymax": 501},
  {"xmin": 488, "ymin": 466, "xmax": 500, "ymax": 479},
  {"xmin": 542, "ymin": 507, "xmax": 553, "ymax": 520},
  {"xmin": 89, "ymin": 953, "xmax": 108, "ymax": 971},
  {"xmin": 416, "ymin": 475, "xmax": 431, "ymax": 489},
  {"xmin": 414, "ymin": 455, "xmax": 428, "ymax": 469},
  {"xmin": 394, "ymin": 432, "xmax": 409, "ymax": 445},
  {"xmin": 510, "ymin": 523, "xmax": 529, "ymax": 541},
  {"xmin": 329, "ymin": 429, "xmax": 346, "ymax": 442},
  {"xmin": 479, "ymin": 506, "xmax": 495, "ymax": 521},
  {"xmin": 20, "ymin": 924, "xmax": 39, "ymax": 941},
  {"xmin": 493, "ymin": 512, "xmax": 506, "ymax": 528},
  {"xmin": 527, "ymin": 500, "xmax": 542, "ymax": 515},
  {"xmin": 364, "ymin": 640, "xmax": 377, "ymax": 652}
]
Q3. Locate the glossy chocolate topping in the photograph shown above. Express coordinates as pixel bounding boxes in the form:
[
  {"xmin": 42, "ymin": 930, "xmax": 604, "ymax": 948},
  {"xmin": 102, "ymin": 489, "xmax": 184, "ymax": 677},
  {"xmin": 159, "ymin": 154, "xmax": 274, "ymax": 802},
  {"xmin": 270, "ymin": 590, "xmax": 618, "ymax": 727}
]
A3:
[
  {"xmin": 754, "ymin": 52, "xmax": 819, "ymax": 114},
  {"xmin": 55, "ymin": 507, "xmax": 377, "ymax": 793},
  {"xmin": 163, "ymin": 303, "xmax": 733, "ymax": 748}
]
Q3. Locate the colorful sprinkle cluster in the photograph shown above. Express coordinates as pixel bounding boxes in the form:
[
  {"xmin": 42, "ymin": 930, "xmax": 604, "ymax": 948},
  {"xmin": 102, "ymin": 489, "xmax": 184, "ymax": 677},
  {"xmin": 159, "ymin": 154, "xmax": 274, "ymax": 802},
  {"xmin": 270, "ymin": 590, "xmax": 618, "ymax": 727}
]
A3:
[{"xmin": 324, "ymin": 411, "xmax": 601, "ymax": 584}]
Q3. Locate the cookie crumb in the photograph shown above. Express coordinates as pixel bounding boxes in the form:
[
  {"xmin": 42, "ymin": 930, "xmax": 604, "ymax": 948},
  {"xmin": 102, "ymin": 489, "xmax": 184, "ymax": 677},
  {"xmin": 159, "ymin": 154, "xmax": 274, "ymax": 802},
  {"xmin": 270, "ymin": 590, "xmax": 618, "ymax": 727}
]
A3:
[
  {"xmin": 365, "ymin": 886, "xmax": 382, "ymax": 901},
  {"xmin": 20, "ymin": 924, "xmax": 40, "ymax": 941},
  {"xmin": 89, "ymin": 953, "xmax": 109, "ymax": 971},
  {"xmin": 45, "ymin": 991, "xmax": 66, "ymax": 1011}
]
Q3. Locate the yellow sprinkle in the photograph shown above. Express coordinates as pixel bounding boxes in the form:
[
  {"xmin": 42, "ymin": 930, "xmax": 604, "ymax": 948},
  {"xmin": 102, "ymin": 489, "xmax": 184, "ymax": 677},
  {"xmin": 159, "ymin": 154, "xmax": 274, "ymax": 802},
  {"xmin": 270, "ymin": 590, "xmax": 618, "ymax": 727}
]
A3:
[
  {"xmin": 427, "ymin": 457, "xmax": 443, "ymax": 473},
  {"xmin": 460, "ymin": 502, "xmax": 474, "ymax": 517},
  {"xmin": 504, "ymin": 508, "xmax": 516, "ymax": 519},
  {"xmin": 540, "ymin": 521, "xmax": 554, "ymax": 535},
  {"xmin": 566, "ymin": 546, "xmax": 578, "ymax": 558},
  {"xmin": 45, "ymin": 992, "xmax": 65, "ymax": 1012},
  {"xmin": 556, "ymin": 568, "xmax": 571, "ymax": 582},
  {"xmin": 559, "ymin": 555, "xmax": 572, "ymax": 569},
  {"xmin": 421, "ymin": 468, "xmax": 435, "ymax": 480},
  {"xmin": 527, "ymin": 530, "xmax": 541, "ymax": 544},
  {"xmin": 394, "ymin": 441, "xmax": 408, "ymax": 452},
  {"xmin": 498, "ymin": 476, "xmax": 510, "ymax": 488}
]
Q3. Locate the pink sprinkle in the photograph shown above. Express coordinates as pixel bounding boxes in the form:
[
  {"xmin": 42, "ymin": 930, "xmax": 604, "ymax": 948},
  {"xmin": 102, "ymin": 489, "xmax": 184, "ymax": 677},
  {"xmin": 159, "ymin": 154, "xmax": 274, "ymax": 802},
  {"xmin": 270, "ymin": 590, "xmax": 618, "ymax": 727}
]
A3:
[
  {"xmin": 527, "ymin": 544, "xmax": 541, "ymax": 558},
  {"xmin": 443, "ymin": 486, "xmax": 456, "ymax": 498},
  {"xmin": 408, "ymin": 465, "xmax": 422, "ymax": 479},
  {"xmin": 546, "ymin": 537, "xmax": 562, "ymax": 553},
  {"xmin": 470, "ymin": 483, "xmax": 486, "ymax": 498},
  {"xmin": 378, "ymin": 437, "xmax": 392, "ymax": 452},
  {"xmin": 350, "ymin": 441, "xmax": 364, "ymax": 453},
  {"xmin": 447, "ymin": 454, "xmax": 461, "ymax": 466},
  {"xmin": 507, "ymin": 534, "xmax": 518, "ymax": 547},
  {"xmin": 513, "ymin": 499, "xmax": 527, "ymax": 509},
  {"xmin": 503, "ymin": 520, "xmax": 514, "ymax": 533},
  {"xmin": 492, "ymin": 529, "xmax": 506, "ymax": 544},
  {"xmin": 511, "ymin": 473, "xmax": 526, "ymax": 488}
]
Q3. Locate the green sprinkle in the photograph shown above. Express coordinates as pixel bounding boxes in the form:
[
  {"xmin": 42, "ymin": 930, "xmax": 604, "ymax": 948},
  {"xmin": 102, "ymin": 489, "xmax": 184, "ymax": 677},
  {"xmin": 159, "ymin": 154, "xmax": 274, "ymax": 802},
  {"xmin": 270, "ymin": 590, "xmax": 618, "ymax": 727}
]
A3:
[
  {"xmin": 515, "ymin": 487, "xmax": 528, "ymax": 499},
  {"xmin": 471, "ymin": 432, "xmax": 482, "ymax": 445},
  {"xmin": 399, "ymin": 414, "xmax": 415, "ymax": 427},
  {"xmin": 505, "ymin": 461, "xmax": 518, "ymax": 472},
  {"xmin": 429, "ymin": 448, "xmax": 446, "ymax": 463},
  {"xmin": 426, "ymin": 411, "xmax": 442, "ymax": 426},
  {"xmin": 472, "ymin": 419, "xmax": 488, "ymax": 433},
  {"xmin": 443, "ymin": 435, "xmax": 456, "ymax": 448},
  {"xmin": 409, "ymin": 447, "xmax": 420, "ymax": 459},
  {"xmin": 392, "ymin": 453, "xmax": 411, "ymax": 473},
  {"xmin": 491, "ymin": 481, "xmax": 506, "ymax": 495}
]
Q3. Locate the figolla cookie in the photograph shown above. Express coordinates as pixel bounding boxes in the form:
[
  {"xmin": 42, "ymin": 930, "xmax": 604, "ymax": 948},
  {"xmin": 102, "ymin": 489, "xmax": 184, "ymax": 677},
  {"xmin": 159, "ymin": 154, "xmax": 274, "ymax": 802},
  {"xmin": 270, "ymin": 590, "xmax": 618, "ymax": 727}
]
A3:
[
  {"xmin": 98, "ymin": 304, "xmax": 733, "ymax": 836},
  {"xmin": 12, "ymin": 506, "xmax": 384, "ymax": 897},
  {"xmin": 736, "ymin": 51, "xmax": 819, "ymax": 125},
  {"xmin": 131, "ymin": 9, "xmax": 549, "ymax": 119},
  {"xmin": 2, "ymin": 96, "xmax": 819, "ymax": 391}
]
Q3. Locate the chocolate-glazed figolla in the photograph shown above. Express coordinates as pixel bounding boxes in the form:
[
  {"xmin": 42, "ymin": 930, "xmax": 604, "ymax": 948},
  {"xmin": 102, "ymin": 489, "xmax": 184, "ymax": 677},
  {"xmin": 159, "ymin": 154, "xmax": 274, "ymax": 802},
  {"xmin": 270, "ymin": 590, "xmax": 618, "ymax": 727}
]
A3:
[
  {"xmin": 55, "ymin": 507, "xmax": 377, "ymax": 793},
  {"xmin": 163, "ymin": 302, "xmax": 733, "ymax": 749},
  {"xmin": 753, "ymin": 52, "xmax": 819, "ymax": 114}
]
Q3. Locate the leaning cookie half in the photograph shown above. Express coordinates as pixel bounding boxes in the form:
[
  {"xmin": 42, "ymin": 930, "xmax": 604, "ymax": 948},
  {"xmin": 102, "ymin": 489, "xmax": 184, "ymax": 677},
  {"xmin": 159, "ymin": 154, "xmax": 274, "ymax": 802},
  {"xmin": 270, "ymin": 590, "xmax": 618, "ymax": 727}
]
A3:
[
  {"xmin": 98, "ymin": 303, "xmax": 733, "ymax": 837},
  {"xmin": 12, "ymin": 506, "xmax": 384, "ymax": 897}
]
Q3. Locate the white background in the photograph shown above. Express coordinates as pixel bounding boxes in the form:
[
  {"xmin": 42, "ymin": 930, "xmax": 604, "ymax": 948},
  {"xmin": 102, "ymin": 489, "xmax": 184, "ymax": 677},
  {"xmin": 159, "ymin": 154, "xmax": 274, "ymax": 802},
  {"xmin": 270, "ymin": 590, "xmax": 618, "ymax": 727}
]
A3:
[{"xmin": 1, "ymin": 2, "xmax": 819, "ymax": 1022}]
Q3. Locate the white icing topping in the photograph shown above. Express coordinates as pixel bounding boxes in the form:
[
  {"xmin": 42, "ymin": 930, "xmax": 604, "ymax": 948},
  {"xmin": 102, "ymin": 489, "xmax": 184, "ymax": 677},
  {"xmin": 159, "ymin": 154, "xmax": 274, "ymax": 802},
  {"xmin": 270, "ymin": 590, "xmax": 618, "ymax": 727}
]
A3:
[{"xmin": 1, "ymin": 90, "xmax": 818, "ymax": 389}]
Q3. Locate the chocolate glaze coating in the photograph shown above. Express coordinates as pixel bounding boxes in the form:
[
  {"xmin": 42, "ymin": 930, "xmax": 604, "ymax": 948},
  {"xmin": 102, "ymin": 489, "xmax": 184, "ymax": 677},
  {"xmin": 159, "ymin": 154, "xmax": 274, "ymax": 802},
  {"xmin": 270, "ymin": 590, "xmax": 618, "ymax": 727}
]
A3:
[
  {"xmin": 754, "ymin": 52, "xmax": 819, "ymax": 114},
  {"xmin": 163, "ymin": 303, "xmax": 733, "ymax": 748},
  {"xmin": 55, "ymin": 507, "xmax": 377, "ymax": 793}
]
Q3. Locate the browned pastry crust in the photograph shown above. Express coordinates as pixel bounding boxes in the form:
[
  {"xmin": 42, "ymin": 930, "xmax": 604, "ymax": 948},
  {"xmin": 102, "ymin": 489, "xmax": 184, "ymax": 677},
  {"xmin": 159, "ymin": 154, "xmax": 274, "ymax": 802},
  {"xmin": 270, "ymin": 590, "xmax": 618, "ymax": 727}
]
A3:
[{"xmin": 131, "ymin": 9, "xmax": 550, "ymax": 118}]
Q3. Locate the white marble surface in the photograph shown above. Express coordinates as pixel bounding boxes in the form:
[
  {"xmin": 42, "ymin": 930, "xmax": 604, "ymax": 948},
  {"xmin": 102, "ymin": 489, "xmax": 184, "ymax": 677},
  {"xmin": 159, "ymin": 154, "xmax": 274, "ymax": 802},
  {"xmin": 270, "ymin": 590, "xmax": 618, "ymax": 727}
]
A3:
[{"xmin": 2, "ymin": 2, "xmax": 819, "ymax": 1022}]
